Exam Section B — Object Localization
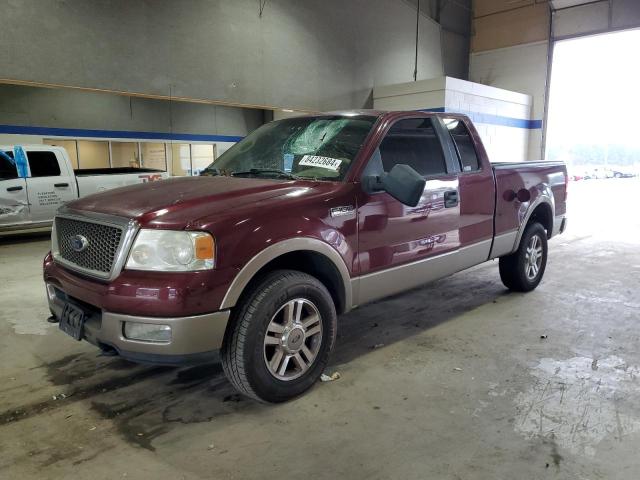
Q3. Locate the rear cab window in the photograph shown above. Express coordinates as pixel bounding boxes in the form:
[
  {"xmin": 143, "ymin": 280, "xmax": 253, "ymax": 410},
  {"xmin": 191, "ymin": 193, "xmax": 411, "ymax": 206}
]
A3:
[
  {"xmin": 26, "ymin": 151, "xmax": 61, "ymax": 177},
  {"xmin": 443, "ymin": 118, "xmax": 480, "ymax": 172}
]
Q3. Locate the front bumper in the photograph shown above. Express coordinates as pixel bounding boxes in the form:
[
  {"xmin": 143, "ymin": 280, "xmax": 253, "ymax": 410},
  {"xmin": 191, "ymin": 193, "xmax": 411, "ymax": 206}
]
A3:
[{"xmin": 47, "ymin": 284, "xmax": 230, "ymax": 365}]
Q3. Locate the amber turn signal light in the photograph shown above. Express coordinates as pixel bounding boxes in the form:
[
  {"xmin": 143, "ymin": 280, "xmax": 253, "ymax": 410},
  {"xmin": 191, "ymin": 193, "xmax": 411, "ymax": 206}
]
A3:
[{"xmin": 194, "ymin": 234, "xmax": 215, "ymax": 260}]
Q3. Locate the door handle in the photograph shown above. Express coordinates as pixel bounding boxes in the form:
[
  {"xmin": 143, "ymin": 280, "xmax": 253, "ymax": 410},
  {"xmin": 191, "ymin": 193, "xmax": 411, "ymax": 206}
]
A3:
[
  {"xmin": 6, "ymin": 185, "xmax": 23, "ymax": 192},
  {"xmin": 444, "ymin": 190, "xmax": 459, "ymax": 208},
  {"xmin": 54, "ymin": 182, "xmax": 69, "ymax": 188}
]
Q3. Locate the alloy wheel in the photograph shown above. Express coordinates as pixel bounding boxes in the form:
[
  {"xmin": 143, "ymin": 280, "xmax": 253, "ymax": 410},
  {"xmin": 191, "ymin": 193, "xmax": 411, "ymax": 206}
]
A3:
[
  {"xmin": 263, "ymin": 298, "xmax": 323, "ymax": 381},
  {"xmin": 525, "ymin": 234, "xmax": 543, "ymax": 280}
]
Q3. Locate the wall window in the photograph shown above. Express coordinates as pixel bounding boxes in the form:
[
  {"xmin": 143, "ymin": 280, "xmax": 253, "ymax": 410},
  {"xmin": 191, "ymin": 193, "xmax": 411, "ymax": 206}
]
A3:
[
  {"xmin": 444, "ymin": 119, "xmax": 480, "ymax": 172},
  {"xmin": 26, "ymin": 151, "xmax": 61, "ymax": 177},
  {"xmin": 171, "ymin": 144, "xmax": 191, "ymax": 176},
  {"xmin": 4, "ymin": 138, "xmax": 233, "ymax": 175},
  {"xmin": 110, "ymin": 142, "xmax": 139, "ymax": 168},
  {"xmin": 191, "ymin": 144, "xmax": 216, "ymax": 175},
  {"xmin": 141, "ymin": 143, "xmax": 167, "ymax": 171},
  {"xmin": 44, "ymin": 139, "xmax": 78, "ymax": 169},
  {"xmin": 77, "ymin": 140, "xmax": 110, "ymax": 169},
  {"xmin": 379, "ymin": 118, "xmax": 447, "ymax": 177}
]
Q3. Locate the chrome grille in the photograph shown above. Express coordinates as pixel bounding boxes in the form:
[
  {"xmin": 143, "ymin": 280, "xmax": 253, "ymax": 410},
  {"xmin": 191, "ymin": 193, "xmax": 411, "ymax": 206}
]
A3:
[{"xmin": 55, "ymin": 217, "xmax": 123, "ymax": 275}]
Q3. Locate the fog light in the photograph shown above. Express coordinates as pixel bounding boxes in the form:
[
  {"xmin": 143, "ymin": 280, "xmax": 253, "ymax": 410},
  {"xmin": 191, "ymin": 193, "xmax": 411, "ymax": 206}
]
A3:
[
  {"xmin": 46, "ymin": 283, "xmax": 57, "ymax": 301},
  {"xmin": 123, "ymin": 322, "xmax": 171, "ymax": 343}
]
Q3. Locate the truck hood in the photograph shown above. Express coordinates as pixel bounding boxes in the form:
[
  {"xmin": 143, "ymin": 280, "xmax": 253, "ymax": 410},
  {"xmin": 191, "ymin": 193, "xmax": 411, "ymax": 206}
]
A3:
[{"xmin": 67, "ymin": 176, "xmax": 309, "ymax": 227}]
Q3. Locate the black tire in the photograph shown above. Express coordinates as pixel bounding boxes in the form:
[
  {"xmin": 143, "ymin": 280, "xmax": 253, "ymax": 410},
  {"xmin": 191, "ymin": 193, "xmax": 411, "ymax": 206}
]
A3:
[
  {"xmin": 499, "ymin": 222, "xmax": 548, "ymax": 292},
  {"xmin": 221, "ymin": 269, "xmax": 337, "ymax": 403}
]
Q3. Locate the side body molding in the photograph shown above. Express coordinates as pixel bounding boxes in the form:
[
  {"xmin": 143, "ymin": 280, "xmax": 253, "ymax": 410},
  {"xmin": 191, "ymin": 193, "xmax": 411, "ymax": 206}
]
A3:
[{"xmin": 219, "ymin": 238, "xmax": 353, "ymax": 312}]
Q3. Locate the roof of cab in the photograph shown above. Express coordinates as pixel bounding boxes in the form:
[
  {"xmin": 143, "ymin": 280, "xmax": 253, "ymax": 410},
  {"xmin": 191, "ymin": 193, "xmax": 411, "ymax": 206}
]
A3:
[
  {"xmin": 314, "ymin": 109, "xmax": 466, "ymax": 119},
  {"xmin": 323, "ymin": 109, "xmax": 387, "ymax": 117}
]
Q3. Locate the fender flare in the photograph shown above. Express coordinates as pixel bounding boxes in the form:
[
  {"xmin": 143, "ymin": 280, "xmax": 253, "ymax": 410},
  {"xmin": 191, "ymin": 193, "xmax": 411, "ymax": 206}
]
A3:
[
  {"xmin": 219, "ymin": 238, "xmax": 353, "ymax": 311},
  {"xmin": 511, "ymin": 186, "xmax": 555, "ymax": 252}
]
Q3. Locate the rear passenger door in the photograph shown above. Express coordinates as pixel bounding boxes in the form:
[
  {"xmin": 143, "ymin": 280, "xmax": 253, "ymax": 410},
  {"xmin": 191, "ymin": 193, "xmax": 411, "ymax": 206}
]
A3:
[
  {"xmin": 438, "ymin": 117, "xmax": 495, "ymax": 264},
  {"xmin": 356, "ymin": 116, "xmax": 461, "ymax": 303},
  {"xmin": 24, "ymin": 148, "xmax": 76, "ymax": 223},
  {"xmin": 0, "ymin": 150, "xmax": 29, "ymax": 227}
]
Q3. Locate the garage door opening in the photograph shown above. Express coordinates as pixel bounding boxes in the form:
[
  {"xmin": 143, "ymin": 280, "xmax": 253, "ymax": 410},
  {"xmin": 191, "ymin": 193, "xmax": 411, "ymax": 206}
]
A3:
[{"xmin": 545, "ymin": 28, "xmax": 640, "ymax": 238}]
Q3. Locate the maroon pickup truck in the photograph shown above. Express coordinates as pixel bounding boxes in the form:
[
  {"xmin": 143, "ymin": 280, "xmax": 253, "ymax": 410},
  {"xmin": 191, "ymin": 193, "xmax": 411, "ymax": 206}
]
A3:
[{"xmin": 43, "ymin": 111, "xmax": 567, "ymax": 402}]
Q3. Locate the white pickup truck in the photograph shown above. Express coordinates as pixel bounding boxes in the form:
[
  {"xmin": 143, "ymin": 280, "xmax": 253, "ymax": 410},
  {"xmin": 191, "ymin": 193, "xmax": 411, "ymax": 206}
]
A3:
[{"xmin": 1, "ymin": 145, "xmax": 169, "ymax": 235}]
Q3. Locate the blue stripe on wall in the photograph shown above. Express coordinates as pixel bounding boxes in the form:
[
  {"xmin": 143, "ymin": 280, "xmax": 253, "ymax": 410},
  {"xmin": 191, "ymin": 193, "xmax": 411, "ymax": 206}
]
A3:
[
  {"xmin": 0, "ymin": 124, "xmax": 244, "ymax": 142},
  {"xmin": 420, "ymin": 108, "xmax": 542, "ymax": 129},
  {"xmin": 0, "ymin": 107, "xmax": 543, "ymax": 141}
]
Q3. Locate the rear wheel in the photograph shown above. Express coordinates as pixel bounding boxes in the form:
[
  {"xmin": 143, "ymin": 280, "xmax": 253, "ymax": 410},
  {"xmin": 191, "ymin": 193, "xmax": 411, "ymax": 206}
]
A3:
[
  {"xmin": 499, "ymin": 222, "xmax": 548, "ymax": 292},
  {"xmin": 221, "ymin": 270, "xmax": 337, "ymax": 403}
]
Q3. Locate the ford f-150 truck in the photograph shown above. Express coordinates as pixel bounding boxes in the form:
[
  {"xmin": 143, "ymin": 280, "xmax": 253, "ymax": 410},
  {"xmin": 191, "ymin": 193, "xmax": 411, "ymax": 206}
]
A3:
[
  {"xmin": 43, "ymin": 111, "xmax": 567, "ymax": 402},
  {"xmin": 1, "ymin": 145, "xmax": 168, "ymax": 235}
]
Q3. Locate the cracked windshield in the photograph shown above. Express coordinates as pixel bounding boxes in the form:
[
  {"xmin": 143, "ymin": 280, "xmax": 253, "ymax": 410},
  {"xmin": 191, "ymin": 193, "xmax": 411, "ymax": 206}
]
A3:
[{"xmin": 201, "ymin": 115, "xmax": 376, "ymax": 181}]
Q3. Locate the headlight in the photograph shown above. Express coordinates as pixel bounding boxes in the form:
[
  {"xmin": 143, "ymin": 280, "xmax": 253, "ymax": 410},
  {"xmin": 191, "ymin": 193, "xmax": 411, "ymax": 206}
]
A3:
[{"xmin": 126, "ymin": 229, "xmax": 215, "ymax": 271}]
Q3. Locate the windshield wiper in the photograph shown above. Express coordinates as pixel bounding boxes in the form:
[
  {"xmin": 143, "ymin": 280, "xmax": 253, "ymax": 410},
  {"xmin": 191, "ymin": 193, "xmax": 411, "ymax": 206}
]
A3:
[
  {"xmin": 231, "ymin": 168, "xmax": 298, "ymax": 180},
  {"xmin": 200, "ymin": 167, "xmax": 223, "ymax": 177}
]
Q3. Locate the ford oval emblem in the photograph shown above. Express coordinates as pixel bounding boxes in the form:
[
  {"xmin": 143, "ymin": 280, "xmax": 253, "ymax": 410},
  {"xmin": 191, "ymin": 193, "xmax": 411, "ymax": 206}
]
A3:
[{"xmin": 69, "ymin": 234, "xmax": 89, "ymax": 252}]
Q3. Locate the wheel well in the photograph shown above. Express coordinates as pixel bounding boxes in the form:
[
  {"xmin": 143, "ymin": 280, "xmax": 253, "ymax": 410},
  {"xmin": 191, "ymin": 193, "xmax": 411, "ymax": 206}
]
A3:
[
  {"xmin": 239, "ymin": 250, "xmax": 347, "ymax": 314},
  {"xmin": 528, "ymin": 203, "xmax": 553, "ymax": 238}
]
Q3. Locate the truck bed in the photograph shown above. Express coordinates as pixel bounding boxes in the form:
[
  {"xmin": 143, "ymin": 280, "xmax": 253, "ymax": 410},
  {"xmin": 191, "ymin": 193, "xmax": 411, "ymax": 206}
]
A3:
[
  {"xmin": 491, "ymin": 160, "xmax": 565, "ymax": 169},
  {"xmin": 492, "ymin": 160, "xmax": 568, "ymax": 240}
]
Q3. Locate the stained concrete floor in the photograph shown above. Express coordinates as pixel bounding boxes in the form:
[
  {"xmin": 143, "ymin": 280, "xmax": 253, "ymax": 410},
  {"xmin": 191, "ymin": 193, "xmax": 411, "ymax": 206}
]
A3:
[{"xmin": 1, "ymin": 178, "xmax": 639, "ymax": 480}]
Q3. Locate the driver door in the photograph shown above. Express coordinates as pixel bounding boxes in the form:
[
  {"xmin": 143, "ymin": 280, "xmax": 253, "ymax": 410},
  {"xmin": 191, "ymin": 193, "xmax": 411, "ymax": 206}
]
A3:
[
  {"xmin": 24, "ymin": 147, "xmax": 76, "ymax": 223},
  {"xmin": 355, "ymin": 116, "xmax": 461, "ymax": 304}
]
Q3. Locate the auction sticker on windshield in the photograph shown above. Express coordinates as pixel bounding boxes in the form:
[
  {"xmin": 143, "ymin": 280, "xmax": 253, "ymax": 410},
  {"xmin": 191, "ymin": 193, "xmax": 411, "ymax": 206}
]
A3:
[{"xmin": 298, "ymin": 155, "xmax": 342, "ymax": 171}]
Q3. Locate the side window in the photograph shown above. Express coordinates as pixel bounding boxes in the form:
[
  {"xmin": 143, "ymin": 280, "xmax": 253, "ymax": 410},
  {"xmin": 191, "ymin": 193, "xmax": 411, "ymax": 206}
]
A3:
[
  {"xmin": 378, "ymin": 118, "xmax": 447, "ymax": 177},
  {"xmin": 444, "ymin": 119, "xmax": 480, "ymax": 172},
  {"xmin": 26, "ymin": 151, "xmax": 61, "ymax": 177},
  {"xmin": 0, "ymin": 151, "xmax": 18, "ymax": 180}
]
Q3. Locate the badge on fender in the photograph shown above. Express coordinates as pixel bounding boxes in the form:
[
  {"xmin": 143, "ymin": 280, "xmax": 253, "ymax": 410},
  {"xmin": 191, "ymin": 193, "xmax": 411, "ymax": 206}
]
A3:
[{"xmin": 330, "ymin": 206, "xmax": 355, "ymax": 218}]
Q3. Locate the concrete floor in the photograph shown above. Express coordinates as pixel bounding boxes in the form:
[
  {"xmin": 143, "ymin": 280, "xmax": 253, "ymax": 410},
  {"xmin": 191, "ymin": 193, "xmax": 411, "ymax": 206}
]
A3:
[{"xmin": 1, "ymin": 178, "xmax": 639, "ymax": 480}]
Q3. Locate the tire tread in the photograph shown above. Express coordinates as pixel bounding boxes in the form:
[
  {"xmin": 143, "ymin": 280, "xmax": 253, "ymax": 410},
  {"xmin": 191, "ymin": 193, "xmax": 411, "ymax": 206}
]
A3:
[
  {"xmin": 499, "ymin": 222, "xmax": 548, "ymax": 292},
  {"xmin": 221, "ymin": 270, "xmax": 335, "ymax": 402}
]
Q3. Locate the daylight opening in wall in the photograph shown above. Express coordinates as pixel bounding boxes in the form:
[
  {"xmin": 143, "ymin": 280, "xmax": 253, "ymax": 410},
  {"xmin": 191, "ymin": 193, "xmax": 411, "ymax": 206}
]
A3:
[
  {"xmin": 546, "ymin": 28, "xmax": 640, "ymax": 238},
  {"xmin": 546, "ymin": 28, "xmax": 640, "ymax": 178}
]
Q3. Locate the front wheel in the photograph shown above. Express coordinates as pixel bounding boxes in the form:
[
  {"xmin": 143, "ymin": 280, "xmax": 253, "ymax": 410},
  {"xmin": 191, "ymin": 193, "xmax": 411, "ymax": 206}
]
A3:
[
  {"xmin": 499, "ymin": 222, "xmax": 548, "ymax": 292},
  {"xmin": 221, "ymin": 270, "xmax": 337, "ymax": 403}
]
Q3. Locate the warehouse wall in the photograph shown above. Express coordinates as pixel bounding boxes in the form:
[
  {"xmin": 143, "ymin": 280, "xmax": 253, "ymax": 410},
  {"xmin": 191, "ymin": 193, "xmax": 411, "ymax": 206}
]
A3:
[
  {"xmin": 0, "ymin": 0, "xmax": 470, "ymax": 112},
  {"xmin": 350, "ymin": 4, "xmax": 445, "ymax": 104},
  {"xmin": 0, "ymin": 84, "xmax": 265, "ymax": 174},
  {"xmin": 469, "ymin": 1, "xmax": 550, "ymax": 160},
  {"xmin": 469, "ymin": 0, "xmax": 640, "ymax": 160},
  {"xmin": 469, "ymin": 42, "xmax": 548, "ymax": 160},
  {"xmin": 553, "ymin": 0, "xmax": 640, "ymax": 39},
  {"xmin": 406, "ymin": 0, "xmax": 473, "ymax": 79},
  {"xmin": 0, "ymin": 85, "xmax": 264, "ymax": 139}
]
